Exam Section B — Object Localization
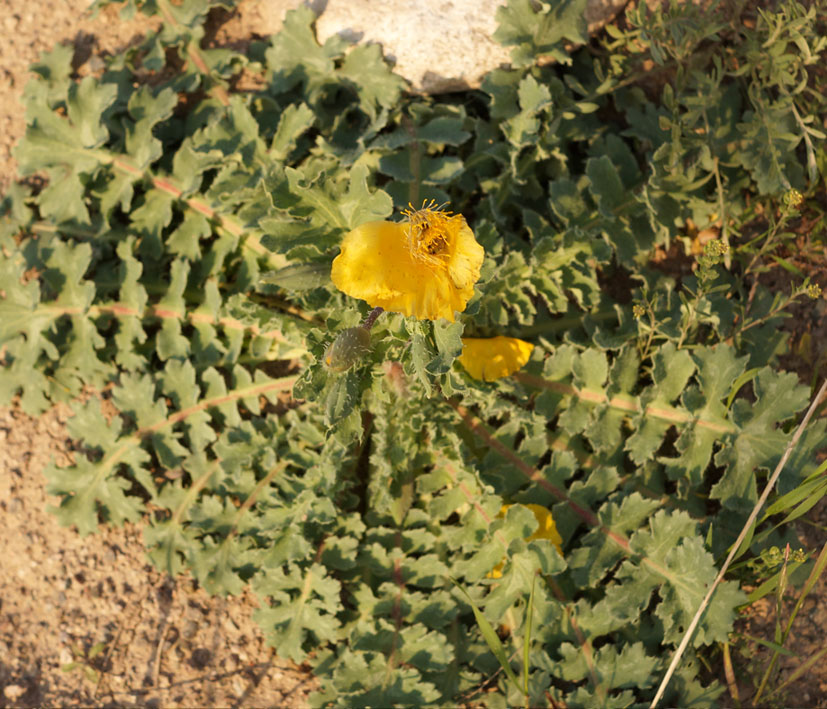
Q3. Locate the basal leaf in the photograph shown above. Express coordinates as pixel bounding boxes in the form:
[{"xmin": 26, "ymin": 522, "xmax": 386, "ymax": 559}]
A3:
[
  {"xmin": 339, "ymin": 163, "xmax": 394, "ymax": 228},
  {"xmin": 338, "ymin": 43, "xmax": 406, "ymax": 121},
  {"xmin": 253, "ymin": 562, "xmax": 343, "ymax": 662}
]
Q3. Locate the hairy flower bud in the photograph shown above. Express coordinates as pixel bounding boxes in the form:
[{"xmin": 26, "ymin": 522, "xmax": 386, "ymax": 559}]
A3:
[{"xmin": 323, "ymin": 327, "xmax": 371, "ymax": 372}]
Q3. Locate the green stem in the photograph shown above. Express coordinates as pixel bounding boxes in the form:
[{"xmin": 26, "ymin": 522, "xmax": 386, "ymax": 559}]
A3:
[
  {"xmin": 515, "ymin": 309, "xmax": 618, "ymax": 338},
  {"xmin": 109, "ymin": 157, "xmax": 287, "ymax": 272},
  {"xmin": 753, "ymin": 541, "xmax": 827, "ymax": 705},
  {"xmin": 513, "ymin": 372, "xmax": 736, "ymax": 434},
  {"xmin": 63, "ymin": 375, "xmax": 298, "ymax": 516},
  {"xmin": 403, "ymin": 115, "xmax": 420, "ymax": 206},
  {"xmin": 42, "ymin": 300, "xmax": 290, "ymax": 340},
  {"xmin": 701, "ymin": 100, "xmax": 730, "ymax": 263}
]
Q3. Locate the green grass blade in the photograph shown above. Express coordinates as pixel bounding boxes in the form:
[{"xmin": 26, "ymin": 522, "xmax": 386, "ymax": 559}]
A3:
[
  {"xmin": 733, "ymin": 633, "xmax": 797, "ymax": 657},
  {"xmin": 523, "ymin": 572, "xmax": 536, "ymax": 696},
  {"xmin": 450, "ymin": 578, "xmax": 525, "ymax": 697},
  {"xmin": 753, "ymin": 542, "xmax": 827, "ymax": 705},
  {"xmin": 764, "ymin": 646, "xmax": 827, "ymax": 701},
  {"xmin": 763, "ymin": 459, "xmax": 827, "ymax": 518}
]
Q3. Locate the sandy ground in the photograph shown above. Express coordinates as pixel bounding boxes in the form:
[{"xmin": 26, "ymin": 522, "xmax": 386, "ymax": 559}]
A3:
[
  {"xmin": 0, "ymin": 405, "xmax": 316, "ymax": 708},
  {"xmin": 1, "ymin": 1, "xmax": 317, "ymax": 706}
]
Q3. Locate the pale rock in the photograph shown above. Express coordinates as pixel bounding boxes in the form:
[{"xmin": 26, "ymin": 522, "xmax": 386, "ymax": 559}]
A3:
[
  {"xmin": 242, "ymin": 0, "xmax": 628, "ymax": 93},
  {"xmin": 232, "ymin": 674, "xmax": 245, "ymax": 695},
  {"xmin": 3, "ymin": 684, "xmax": 26, "ymax": 701},
  {"xmin": 314, "ymin": 0, "xmax": 511, "ymax": 93}
]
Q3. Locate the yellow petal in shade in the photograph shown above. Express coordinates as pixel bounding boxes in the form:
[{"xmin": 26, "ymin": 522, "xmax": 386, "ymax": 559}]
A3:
[
  {"xmin": 458, "ymin": 336, "xmax": 534, "ymax": 381},
  {"xmin": 489, "ymin": 504, "xmax": 563, "ymax": 580},
  {"xmin": 330, "ymin": 202, "xmax": 484, "ymax": 322}
]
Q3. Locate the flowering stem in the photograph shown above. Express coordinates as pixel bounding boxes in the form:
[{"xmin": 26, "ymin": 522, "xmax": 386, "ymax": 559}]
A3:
[
  {"xmin": 402, "ymin": 115, "xmax": 420, "ymax": 206},
  {"xmin": 361, "ymin": 307, "xmax": 384, "ymax": 330}
]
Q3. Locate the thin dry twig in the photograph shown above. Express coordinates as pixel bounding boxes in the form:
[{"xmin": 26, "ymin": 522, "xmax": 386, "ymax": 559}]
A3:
[
  {"xmin": 721, "ymin": 641, "xmax": 740, "ymax": 708},
  {"xmin": 650, "ymin": 378, "xmax": 827, "ymax": 708}
]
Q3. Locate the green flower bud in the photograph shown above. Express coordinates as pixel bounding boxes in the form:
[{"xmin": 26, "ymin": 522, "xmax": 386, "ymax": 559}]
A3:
[{"xmin": 324, "ymin": 327, "xmax": 371, "ymax": 372}]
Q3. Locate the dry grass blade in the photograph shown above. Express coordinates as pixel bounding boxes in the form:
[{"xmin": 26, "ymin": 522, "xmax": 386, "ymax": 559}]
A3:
[
  {"xmin": 650, "ymin": 378, "xmax": 827, "ymax": 708},
  {"xmin": 721, "ymin": 641, "xmax": 740, "ymax": 708}
]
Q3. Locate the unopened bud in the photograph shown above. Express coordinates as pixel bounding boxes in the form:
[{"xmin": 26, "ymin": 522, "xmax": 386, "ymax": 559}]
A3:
[{"xmin": 324, "ymin": 327, "xmax": 371, "ymax": 372}]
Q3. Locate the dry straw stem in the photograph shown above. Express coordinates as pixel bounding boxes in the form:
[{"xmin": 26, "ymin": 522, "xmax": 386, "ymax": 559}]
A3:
[{"xmin": 650, "ymin": 378, "xmax": 827, "ymax": 708}]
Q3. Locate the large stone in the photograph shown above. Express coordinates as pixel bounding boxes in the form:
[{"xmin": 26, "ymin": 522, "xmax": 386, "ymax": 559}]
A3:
[
  {"xmin": 239, "ymin": 0, "xmax": 627, "ymax": 93},
  {"xmin": 314, "ymin": 0, "xmax": 511, "ymax": 94}
]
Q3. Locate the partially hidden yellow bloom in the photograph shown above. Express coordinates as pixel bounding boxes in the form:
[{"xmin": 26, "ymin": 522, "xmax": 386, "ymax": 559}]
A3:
[
  {"xmin": 330, "ymin": 201, "xmax": 484, "ymax": 322},
  {"xmin": 458, "ymin": 336, "xmax": 534, "ymax": 381},
  {"xmin": 489, "ymin": 504, "xmax": 563, "ymax": 579}
]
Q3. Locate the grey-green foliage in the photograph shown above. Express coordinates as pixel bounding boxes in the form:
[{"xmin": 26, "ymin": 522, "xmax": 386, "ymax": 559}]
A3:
[{"xmin": 1, "ymin": 0, "xmax": 826, "ymax": 706}]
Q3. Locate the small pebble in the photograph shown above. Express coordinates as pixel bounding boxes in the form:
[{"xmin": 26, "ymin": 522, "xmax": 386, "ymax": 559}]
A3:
[
  {"xmin": 3, "ymin": 684, "xmax": 26, "ymax": 701},
  {"xmin": 232, "ymin": 675, "xmax": 244, "ymax": 695}
]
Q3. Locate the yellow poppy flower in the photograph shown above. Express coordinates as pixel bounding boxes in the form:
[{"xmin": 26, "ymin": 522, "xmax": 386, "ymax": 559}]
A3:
[
  {"xmin": 330, "ymin": 201, "xmax": 484, "ymax": 322},
  {"xmin": 489, "ymin": 504, "xmax": 563, "ymax": 580},
  {"xmin": 458, "ymin": 336, "xmax": 534, "ymax": 381}
]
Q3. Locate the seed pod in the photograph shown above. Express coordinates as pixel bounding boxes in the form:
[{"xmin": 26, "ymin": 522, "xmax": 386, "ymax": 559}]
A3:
[{"xmin": 323, "ymin": 327, "xmax": 371, "ymax": 372}]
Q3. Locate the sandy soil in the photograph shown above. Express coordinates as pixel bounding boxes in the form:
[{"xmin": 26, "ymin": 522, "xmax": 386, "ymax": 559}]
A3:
[
  {"xmin": 1, "ymin": 1, "xmax": 826, "ymax": 708},
  {"xmin": 0, "ymin": 1, "xmax": 317, "ymax": 707},
  {"xmin": 0, "ymin": 405, "xmax": 316, "ymax": 708}
]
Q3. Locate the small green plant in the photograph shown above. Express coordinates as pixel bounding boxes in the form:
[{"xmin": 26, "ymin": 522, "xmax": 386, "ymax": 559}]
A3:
[
  {"xmin": 1, "ymin": 0, "xmax": 826, "ymax": 706},
  {"xmin": 61, "ymin": 641, "xmax": 108, "ymax": 685},
  {"xmin": 725, "ymin": 542, "xmax": 827, "ymax": 707}
]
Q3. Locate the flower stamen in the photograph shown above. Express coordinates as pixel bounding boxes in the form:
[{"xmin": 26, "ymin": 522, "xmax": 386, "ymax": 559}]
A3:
[
  {"xmin": 403, "ymin": 200, "xmax": 456, "ymax": 265},
  {"xmin": 330, "ymin": 198, "xmax": 484, "ymax": 321}
]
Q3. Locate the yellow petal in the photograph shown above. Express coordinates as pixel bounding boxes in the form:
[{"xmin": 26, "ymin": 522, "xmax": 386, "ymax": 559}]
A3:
[
  {"xmin": 458, "ymin": 336, "xmax": 534, "ymax": 381},
  {"xmin": 487, "ymin": 503, "xmax": 563, "ymax": 579},
  {"xmin": 521, "ymin": 504, "xmax": 563, "ymax": 554},
  {"xmin": 330, "ymin": 205, "xmax": 484, "ymax": 321}
]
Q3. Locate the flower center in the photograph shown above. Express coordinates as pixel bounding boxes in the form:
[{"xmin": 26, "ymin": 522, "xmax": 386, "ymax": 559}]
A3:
[
  {"xmin": 403, "ymin": 201, "xmax": 454, "ymax": 265},
  {"xmin": 418, "ymin": 225, "xmax": 448, "ymax": 255}
]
